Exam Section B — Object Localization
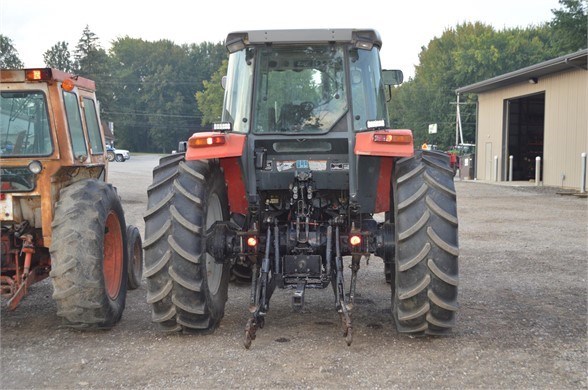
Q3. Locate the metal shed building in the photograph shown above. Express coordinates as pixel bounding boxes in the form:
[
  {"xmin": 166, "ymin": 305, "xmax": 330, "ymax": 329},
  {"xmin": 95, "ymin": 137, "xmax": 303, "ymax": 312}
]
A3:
[{"xmin": 456, "ymin": 49, "xmax": 587, "ymax": 189}]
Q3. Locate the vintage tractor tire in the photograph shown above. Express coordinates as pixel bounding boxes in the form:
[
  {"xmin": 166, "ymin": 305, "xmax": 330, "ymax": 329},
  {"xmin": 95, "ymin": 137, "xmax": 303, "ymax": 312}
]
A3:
[
  {"xmin": 144, "ymin": 155, "xmax": 230, "ymax": 333},
  {"xmin": 230, "ymin": 263, "xmax": 253, "ymax": 284},
  {"xmin": 126, "ymin": 225, "xmax": 143, "ymax": 290},
  {"xmin": 392, "ymin": 150, "xmax": 459, "ymax": 335},
  {"xmin": 50, "ymin": 179, "xmax": 128, "ymax": 329},
  {"xmin": 107, "ymin": 150, "xmax": 115, "ymax": 162}
]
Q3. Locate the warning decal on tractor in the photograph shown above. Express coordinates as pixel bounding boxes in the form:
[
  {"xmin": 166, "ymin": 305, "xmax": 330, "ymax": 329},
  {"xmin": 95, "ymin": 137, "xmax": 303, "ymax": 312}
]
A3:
[
  {"xmin": 308, "ymin": 160, "xmax": 327, "ymax": 171},
  {"xmin": 276, "ymin": 161, "xmax": 296, "ymax": 172}
]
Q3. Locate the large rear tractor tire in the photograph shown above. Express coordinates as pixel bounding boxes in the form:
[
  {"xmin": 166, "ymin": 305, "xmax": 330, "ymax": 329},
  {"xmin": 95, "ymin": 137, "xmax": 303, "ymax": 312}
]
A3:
[
  {"xmin": 392, "ymin": 150, "xmax": 459, "ymax": 335},
  {"xmin": 381, "ymin": 222, "xmax": 395, "ymax": 286},
  {"xmin": 143, "ymin": 155, "xmax": 230, "ymax": 333},
  {"xmin": 126, "ymin": 225, "xmax": 143, "ymax": 290},
  {"xmin": 50, "ymin": 179, "xmax": 128, "ymax": 329}
]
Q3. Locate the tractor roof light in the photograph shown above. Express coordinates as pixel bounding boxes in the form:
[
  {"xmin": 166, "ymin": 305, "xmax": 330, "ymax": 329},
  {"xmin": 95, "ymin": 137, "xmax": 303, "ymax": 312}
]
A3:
[
  {"xmin": 61, "ymin": 78, "xmax": 75, "ymax": 91},
  {"xmin": 226, "ymin": 37, "xmax": 246, "ymax": 53},
  {"xmin": 188, "ymin": 134, "xmax": 226, "ymax": 148},
  {"xmin": 352, "ymin": 30, "xmax": 381, "ymax": 50},
  {"xmin": 355, "ymin": 40, "xmax": 373, "ymax": 50},
  {"xmin": 25, "ymin": 68, "xmax": 52, "ymax": 81}
]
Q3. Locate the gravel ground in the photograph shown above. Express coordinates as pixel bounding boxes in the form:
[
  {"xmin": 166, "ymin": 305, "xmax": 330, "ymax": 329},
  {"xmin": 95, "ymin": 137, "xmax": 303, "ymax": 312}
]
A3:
[{"xmin": 1, "ymin": 154, "xmax": 586, "ymax": 389}]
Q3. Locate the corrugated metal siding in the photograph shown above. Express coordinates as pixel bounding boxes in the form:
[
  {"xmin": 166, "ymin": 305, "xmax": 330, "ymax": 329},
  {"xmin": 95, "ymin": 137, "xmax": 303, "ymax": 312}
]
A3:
[
  {"xmin": 477, "ymin": 93, "xmax": 503, "ymax": 180},
  {"xmin": 474, "ymin": 68, "xmax": 587, "ymax": 188}
]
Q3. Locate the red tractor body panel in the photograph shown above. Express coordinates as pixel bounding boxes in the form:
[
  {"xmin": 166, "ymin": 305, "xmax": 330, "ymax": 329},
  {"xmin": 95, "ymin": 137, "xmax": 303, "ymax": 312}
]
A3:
[
  {"xmin": 185, "ymin": 132, "xmax": 248, "ymax": 214},
  {"xmin": 354, "ymin": 129, "xmax": 414, "ymax": 157},
  {"xmin": 220, "ymin": 157, "xmax": 248, "ymax": 214},
  {"xmin": 185, "ymin": 132, "xmax": 246, "ymax": 160}
]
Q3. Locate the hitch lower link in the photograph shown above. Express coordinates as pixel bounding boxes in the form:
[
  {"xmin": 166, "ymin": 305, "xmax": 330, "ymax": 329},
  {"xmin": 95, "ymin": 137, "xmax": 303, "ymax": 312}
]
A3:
[
  {"xmin": 334, "ymin": 226, "xmax": 361, "ymax": 347},
  {"xmin": 243, "ymin": 222, "xmax": 361, "ymax": 349},
  {"xmin": 244, "ymin": 222, "xmax": 275, "ymax": 349}
]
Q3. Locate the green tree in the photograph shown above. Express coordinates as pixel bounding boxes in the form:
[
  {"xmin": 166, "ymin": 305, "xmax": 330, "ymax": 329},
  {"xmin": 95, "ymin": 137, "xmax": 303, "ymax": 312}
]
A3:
[
  {"xmin": 74, "ymin": 25, "xmax": 100, "ymax": 68},
  {"xmin": 43, "ymin": 41, "xmax": 74, "ymax": 72},
  {"xmin": 107, "ymin": 38, "xmax": 225, "ymax": 152},
  {"xmin": 550, "ymin": 0, "xmax": 588, "ymax": 53},
  {"xmin": 196, "ymin": 60, "xmax": 227, "ymax": 125},
  {"xmin": 389, "ymin": 22, "xmax": 557, "ymax": 149},
  {"xmin": 107, "ymin": 37, "xmax": 154, "ymax": 151},
  {"xmin": 74, "ymin": 26, "xmax": 110, "ymax": 78},
  {"xmin": 0, "ymin": 35, "xmax": 24, "ymax": 68},
  {"xmin": 71, "ymin": 26, "xmax": 114, "ymax": 126},
  {"xmin": 185, "ymin": 42, "xmax": 228, "ymax": 85},
  {"xmin": 389, "ymin": 3, "xmax": 587, "ymax": 150}
]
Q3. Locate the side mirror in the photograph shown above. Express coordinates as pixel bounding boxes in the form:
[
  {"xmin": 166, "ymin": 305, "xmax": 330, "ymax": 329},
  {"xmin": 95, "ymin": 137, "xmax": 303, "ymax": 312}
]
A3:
[
  {"xmin": 382, "ymin": 69, "xmax": 403, "ymax": 86},
  {"xmin": 221, "ymin": 75, "xmax": 227, "ymax": 90},
  {"xmin": 177, "ymin": 141, "xmax": 187, "ymax": 153}
]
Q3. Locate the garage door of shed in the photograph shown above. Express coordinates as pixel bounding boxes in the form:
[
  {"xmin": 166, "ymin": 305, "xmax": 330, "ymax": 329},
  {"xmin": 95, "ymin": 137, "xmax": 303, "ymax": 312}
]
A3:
[{"xmin": 505, "ymin": 93, "xmax": 545, "ymax": 181}]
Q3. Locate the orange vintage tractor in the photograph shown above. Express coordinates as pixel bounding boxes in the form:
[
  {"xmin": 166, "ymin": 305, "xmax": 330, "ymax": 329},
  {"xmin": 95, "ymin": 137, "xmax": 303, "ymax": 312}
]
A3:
[{"xmin": 1, "ymin": 68, "xmax": 142, "ymax": 328}]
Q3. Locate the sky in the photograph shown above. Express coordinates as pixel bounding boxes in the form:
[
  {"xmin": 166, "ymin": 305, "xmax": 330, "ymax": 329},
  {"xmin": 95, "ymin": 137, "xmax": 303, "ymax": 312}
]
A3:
[{"xmin": 1, "ymin": 0, "xmax": 561, "ymax": 79}]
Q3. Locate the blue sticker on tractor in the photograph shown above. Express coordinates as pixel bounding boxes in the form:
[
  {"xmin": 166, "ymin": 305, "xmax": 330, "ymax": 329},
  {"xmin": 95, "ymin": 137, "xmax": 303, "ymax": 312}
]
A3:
[{"xmin": 296, "ymin": 160, "xmax": 309, "ymax": 169}]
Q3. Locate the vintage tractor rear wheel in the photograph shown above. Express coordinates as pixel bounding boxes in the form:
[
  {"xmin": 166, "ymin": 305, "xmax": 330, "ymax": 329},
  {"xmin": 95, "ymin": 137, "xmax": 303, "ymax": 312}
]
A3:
[
  {"xmin": 126, "ymin": 225, "xmax": 143, "ymax": 290},
  {"xmin": 392, "ymin": 150, "xmax": 459, "ymax": 335},
  {"xmin": 107, "ymin": 150, "xmax": 115, "ymax": 162},
  {"xmin": 50, "ymin": 179, "xmax": 128, "ymax": 329},
  {"xmin": 144, "ymin": 155, "xmax": 230, "ymax": 333}
]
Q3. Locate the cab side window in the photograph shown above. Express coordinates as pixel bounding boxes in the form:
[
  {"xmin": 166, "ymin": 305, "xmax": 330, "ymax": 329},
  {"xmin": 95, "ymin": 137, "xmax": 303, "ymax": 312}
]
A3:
[
  {"xmin": 83, "ymin": 98, "xmax": 104, "ymax": 154},
  {"xmin": 63, "ymin": 91, "xmax": 87, "ymax": 158}
]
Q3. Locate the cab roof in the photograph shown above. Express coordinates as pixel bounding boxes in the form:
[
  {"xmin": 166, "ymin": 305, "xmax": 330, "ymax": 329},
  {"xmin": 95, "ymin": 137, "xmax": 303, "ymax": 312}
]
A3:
[
  {"xmin": 0, "ymin": 68, "xmax": 96, "ymax": 91},
  {"xmin": 225, "ymin": 29, "xmax": 382, "ymax": 52}
]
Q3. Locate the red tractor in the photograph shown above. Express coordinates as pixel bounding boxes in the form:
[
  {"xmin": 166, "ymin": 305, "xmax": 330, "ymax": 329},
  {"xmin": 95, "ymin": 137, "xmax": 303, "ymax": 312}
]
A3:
[{"xmin": 143, "ymin": 29, "xmax": 459, "ymax": 347}]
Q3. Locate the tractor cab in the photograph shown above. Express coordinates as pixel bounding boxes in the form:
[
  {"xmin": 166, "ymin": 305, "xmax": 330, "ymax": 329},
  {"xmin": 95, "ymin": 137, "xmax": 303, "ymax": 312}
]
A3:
[{"xmin": 222, "ymin": 29, "xmax": 402, "ymax": 135}]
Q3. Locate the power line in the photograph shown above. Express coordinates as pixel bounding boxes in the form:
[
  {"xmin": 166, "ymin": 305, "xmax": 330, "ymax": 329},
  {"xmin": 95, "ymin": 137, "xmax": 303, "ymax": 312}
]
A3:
[{"xmin": 102, "ymin": 110, "xmax": 203, "ymax": 119}]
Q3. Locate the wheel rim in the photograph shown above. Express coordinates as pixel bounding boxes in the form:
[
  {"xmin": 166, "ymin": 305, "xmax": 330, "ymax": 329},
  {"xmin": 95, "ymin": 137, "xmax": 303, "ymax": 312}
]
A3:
[
  {"xmin": 206, "ymin": 193, "xmax": 223, "ymax": 295},
  {"xmin": 103, "ymin": 211, "xmax": 124, "ymax": 300}
]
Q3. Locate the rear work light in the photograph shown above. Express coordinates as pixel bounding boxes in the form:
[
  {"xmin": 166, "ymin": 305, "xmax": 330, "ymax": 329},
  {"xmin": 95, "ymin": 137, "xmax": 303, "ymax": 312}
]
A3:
[
  {"xmin": 247, "ymin": 237, "xmax": 258, "ymax": 247},
  {"xmin": 213, "ymin": 122, "xmax": 232, "ymax": 131},
  {"xmin": 373, "ymin": 133, "xmax": 413, "ymax": 144},
  {"xmin": 349, "ymin": 234, "xmax": 362, "ymax": 246},
  {"xmin": 188, "ymin": 134, "xmax": 226, "ymax": 148},
  {"xmin": 366, "ymin": 119, "xmax": 386, "ymax": 129},
  {"xmin": 25, "ymin": 68, "xmax": 52, "ymax": 81}
]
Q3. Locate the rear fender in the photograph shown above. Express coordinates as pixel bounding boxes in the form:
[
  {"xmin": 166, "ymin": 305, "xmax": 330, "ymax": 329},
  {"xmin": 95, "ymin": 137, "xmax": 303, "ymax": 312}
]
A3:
[
  {"xmin": 354, "ymin": 129, "xmax": 414, "ymax": 158},
  {"xmin": 185, "ymin": 132, "xmax": 248, "ymax": 214},
  {"xmin": 375, "ymin": 157, "xmax": 393, "ymax": 213},
  {"xmin": 355, "ymin": 129, "xmax": 414, "ymax": 213},
  {"xmin": 219, "ymin": 158, "xmax": 248, "ymax": 214},
  {"xmin": 185, "ymin": 132, "xmax": 246, "ymax": 160}
]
